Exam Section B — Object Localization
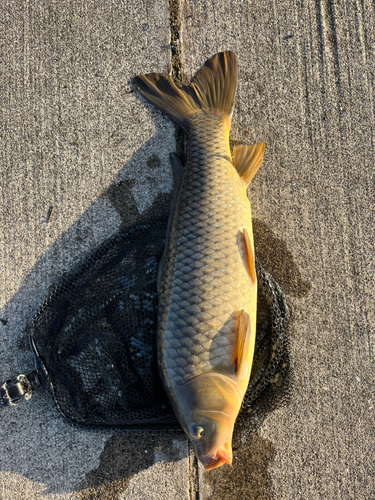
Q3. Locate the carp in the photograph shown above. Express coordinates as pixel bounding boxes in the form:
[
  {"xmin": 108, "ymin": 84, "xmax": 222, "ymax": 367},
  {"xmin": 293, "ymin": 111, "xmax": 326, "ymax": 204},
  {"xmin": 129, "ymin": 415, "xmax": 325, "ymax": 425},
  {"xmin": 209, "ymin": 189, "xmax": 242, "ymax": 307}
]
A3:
[{"xmin": 135, "ymin": 51, "xmax": 264, "ymax": 470}]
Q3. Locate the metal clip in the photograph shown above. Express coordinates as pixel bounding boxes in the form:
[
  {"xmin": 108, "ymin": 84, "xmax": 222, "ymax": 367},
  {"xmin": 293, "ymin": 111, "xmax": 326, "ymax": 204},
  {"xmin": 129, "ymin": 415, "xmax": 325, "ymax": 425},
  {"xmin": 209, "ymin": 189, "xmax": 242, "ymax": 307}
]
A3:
[
  {"xmin": 0, "ymin": 336, "xmax": 53, "ymax": 408},
  {"xmin": 0, "ymin": 374, "xmax": 33, "ymax": 407}
]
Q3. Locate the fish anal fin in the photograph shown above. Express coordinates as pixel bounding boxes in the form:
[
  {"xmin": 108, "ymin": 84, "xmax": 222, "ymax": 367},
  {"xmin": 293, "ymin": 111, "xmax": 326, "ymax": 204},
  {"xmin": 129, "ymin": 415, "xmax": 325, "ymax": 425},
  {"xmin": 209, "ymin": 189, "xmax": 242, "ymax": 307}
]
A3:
[
  {"xmin": 233, "ymin": 143, "xmax": 265, "ymax": 186},
  {"xmin": 235, "ymin": 310, "xmax": 251, "ymax": 379},
  {"xmin": 242, "ymin": 228, "xmax": 257, "ymax": 283}
]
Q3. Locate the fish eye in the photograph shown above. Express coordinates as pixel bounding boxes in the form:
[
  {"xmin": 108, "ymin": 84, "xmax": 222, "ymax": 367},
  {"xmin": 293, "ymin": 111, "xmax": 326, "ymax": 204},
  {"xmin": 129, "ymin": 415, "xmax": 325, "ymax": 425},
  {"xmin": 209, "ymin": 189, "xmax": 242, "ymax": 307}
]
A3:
[{"xmin": 190, "ymin": 425, "xmax": 205, "ymax": 438}]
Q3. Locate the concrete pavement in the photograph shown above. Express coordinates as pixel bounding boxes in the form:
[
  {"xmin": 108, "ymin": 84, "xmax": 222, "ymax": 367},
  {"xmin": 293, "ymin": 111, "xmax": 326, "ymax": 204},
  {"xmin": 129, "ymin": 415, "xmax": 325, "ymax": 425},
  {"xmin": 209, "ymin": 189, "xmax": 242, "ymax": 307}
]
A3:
[{"xmin": 1, "ymin": 0, "xmax": 374, "ymax": 499}]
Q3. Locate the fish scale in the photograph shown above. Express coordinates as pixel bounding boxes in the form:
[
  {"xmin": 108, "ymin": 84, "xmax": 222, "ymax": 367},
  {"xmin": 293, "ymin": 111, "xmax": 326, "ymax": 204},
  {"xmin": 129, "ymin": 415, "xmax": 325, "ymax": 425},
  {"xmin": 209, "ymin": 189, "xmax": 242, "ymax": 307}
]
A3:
[{"xmin": 158, "ymin": 112, "xmax": 255, "ymax": 387}]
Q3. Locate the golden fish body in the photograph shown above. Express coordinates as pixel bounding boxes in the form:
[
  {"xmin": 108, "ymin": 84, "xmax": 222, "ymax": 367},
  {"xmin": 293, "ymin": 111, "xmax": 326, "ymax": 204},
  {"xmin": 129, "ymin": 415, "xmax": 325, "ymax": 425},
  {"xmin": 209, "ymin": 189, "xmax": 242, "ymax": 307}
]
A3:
[{"xmin": 136, "ymin": 52, "xmax": 264, "ymax": 470}]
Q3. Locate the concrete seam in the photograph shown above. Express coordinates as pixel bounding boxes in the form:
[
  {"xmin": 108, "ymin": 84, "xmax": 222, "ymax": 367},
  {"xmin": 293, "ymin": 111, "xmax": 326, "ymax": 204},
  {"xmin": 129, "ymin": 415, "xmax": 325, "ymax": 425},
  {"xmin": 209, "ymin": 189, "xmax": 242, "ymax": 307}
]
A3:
[
  {"xmin": 169, "ymin": 0, "xmax": 182, "ymax": 82},
  {"xmin": 168, "ymin": 1, "xmax": 196, "ymax": 498},
  {"xmin": 168, "ymin": 0, "xmax": 185, "ymax": 161},
  {"xmin": 188, "ymin": 442, "xmax": 200, "ymax": 500}
]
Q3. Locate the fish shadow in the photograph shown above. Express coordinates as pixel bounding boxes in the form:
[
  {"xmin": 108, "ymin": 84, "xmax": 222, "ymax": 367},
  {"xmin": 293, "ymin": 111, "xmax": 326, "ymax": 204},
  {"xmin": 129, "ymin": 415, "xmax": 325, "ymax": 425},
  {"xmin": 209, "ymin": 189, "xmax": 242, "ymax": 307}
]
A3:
[{"xmin": 0, "ymin": 112, "xmax": 188, "ymax": 496}]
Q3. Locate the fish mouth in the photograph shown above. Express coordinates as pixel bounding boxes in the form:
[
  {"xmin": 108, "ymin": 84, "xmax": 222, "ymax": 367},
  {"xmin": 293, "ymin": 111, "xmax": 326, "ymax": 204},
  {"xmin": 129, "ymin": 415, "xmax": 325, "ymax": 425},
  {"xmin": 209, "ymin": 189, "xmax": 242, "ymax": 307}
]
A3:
[{"xmin": 199, "ymin": 442, "xmax": 233, "ymax": 471}]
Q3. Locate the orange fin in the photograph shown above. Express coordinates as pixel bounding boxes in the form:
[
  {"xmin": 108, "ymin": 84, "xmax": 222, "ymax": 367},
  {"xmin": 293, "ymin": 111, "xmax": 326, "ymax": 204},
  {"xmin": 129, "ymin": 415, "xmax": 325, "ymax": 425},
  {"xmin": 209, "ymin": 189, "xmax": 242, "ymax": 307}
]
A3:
[
  {"xmin": 235, "ymin": 310, "xmax": 251, "ymax": 378},
  {"xmin": 233, "ymin": 142, "xmax": 265, "ymax": 186},
  {"xmin": 242, "ymin": 228, "xmax": 256, "ymax": 283},
  {"xmin": 135, "ymin": 51, "xmax": 237, "ymax": 129}
]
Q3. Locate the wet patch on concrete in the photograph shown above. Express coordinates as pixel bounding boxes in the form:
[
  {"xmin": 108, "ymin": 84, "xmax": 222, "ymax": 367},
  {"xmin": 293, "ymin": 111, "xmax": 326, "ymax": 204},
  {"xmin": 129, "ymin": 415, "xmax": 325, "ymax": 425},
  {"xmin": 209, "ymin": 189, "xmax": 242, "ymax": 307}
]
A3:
[
  {"xmin": 104, "ymin": 180, "xmax": 170, "ymax": 231},
  {"xmin": 76, "ymin": 432, "xmax": 185, "ymax": 500},
  {"xmin": 146, "ymin": 153, "xmax": 162, "ymax": 170},
  {"xmin": 16, "ymin": 334, "xmax": 30, "ymax": 352},
  {"xmin": 253, "ymin": 219, "xmax": 311, "ymax": 298},
  {"xmin": 104, "ymin": 179, "xmax": 140, "ymax": 229},
  {"xmin": 202, "ymin": 433, "xmax": 277, "ymax": 500}
]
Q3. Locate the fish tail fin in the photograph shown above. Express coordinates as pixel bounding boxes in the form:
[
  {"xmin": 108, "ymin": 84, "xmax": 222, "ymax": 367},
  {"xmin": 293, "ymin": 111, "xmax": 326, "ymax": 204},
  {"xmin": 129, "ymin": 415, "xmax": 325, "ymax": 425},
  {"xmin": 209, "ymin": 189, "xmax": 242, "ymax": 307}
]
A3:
[{"xmin": 134, "ymin": 51, "xmax": 237, "ymax": 130}]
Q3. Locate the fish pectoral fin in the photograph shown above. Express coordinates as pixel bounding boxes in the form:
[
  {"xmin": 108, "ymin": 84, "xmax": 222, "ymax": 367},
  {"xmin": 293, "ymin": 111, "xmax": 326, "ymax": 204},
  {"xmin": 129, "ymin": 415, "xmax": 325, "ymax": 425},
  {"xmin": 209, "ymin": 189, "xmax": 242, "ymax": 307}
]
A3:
[
  {"xmin": 233, "ymin": 143, "xmax": 265, "ymax": 186},
  {"xmin": 234, "ymin": 310, "xmax": 252, "ymax": 379},
  {"xmin": 242, "ymin": 228, "xmax": 257, "ymax": 284}
]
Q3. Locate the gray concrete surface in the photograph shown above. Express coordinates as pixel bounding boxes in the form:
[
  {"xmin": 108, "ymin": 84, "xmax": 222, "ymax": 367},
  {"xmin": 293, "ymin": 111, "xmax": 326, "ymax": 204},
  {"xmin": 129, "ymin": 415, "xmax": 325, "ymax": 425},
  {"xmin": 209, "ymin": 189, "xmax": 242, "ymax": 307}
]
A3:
[{"xmin": 1, "ymin": 0, "xmax": 374, "ymax": 499}]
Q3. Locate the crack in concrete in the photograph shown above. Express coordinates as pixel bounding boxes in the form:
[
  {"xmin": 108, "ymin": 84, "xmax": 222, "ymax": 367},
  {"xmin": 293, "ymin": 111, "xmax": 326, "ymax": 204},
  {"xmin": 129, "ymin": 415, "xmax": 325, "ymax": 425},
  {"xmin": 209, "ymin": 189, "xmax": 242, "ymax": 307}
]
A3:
[
  {"xmin": 169, "ymin": 0, "xmax": 182, "ymax": 82},
  {"xmin": 168, "ymin": 0, "xmax": 185, "ymax": 162},
  {"xmin": 168, "ymin": 2, "xmax": 199, "ymax": 499},
  {"xmin": 189, "ymin": 446, "xmax": 200, "ymax": 500}
]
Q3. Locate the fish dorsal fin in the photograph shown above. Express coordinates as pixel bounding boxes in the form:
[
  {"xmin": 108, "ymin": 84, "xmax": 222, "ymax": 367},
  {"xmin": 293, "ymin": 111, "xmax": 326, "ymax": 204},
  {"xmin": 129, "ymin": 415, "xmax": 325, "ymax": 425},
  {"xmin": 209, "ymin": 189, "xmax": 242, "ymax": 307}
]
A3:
[
  {"xmin": 169, "ymin": 152, "xmax": 184, "ymax": 187},
  {"xmin": 157, "ymin": 153, "xmax": 184, "ymax": 291},
  {"xmin": 233, "ymin": 143, "xmax": 265, "ymax": 186},
  {"xmin": 242, "ymin": 228, "xmax": 256, "ymax": 283},
  {"xmin": 235, "ymin": 310, "xmax": 252, "ymax": 379}
]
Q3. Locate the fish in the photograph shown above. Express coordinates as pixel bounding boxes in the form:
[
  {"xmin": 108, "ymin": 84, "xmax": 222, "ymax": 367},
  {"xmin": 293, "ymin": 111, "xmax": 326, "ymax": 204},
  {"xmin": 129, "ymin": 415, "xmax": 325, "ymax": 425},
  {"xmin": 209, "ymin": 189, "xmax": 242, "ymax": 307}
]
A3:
[{"xmin": 135, "ymin": 51, "xmax": 264, "ymax": 471}]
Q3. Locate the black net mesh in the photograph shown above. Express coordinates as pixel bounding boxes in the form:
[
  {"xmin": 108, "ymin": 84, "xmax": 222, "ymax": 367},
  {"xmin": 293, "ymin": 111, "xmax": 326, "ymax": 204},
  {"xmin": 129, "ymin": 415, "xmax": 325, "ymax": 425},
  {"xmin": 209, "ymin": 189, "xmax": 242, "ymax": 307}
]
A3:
[
  {"xmin": 232, "ymin": 259, "xmax": 290, "ymax": 448},
  {"xmin": 27, "ymin": 216, "xmax": 290, "ymax": 439}
]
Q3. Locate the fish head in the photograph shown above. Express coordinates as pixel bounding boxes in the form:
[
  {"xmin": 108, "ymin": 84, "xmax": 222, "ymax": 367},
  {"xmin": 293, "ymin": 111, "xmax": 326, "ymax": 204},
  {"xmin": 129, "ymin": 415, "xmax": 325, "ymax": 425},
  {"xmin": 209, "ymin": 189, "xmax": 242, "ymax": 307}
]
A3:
[{"xmin": 174, "ymin": 372, "xmax": 242, "ymax": 471}]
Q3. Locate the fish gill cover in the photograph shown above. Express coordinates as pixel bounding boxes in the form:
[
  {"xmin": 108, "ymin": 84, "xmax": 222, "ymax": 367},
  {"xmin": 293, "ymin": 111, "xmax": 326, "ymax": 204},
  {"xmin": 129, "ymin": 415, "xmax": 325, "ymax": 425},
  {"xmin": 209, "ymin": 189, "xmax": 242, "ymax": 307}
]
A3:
[{"xmin": 26, "ymin": 212, "xmax": 290, "ymax": 447}]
